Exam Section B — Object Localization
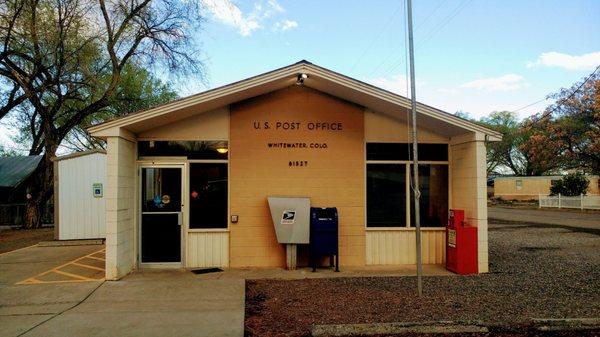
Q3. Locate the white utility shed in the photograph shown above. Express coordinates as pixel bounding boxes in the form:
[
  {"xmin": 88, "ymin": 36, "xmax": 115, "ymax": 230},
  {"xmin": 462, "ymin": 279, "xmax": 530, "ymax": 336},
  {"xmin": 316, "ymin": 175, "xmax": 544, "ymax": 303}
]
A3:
[{"xmin": 54, "ymin": 150, "xmax": 107, "ymax": 240}]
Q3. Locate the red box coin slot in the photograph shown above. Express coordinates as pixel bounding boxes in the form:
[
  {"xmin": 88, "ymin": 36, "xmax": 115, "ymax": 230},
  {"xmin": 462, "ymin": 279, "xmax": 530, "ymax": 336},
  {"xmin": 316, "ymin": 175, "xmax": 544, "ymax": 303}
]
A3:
[{"xmin": 446, "ymin": 209, "xmax": 478, "ymax": 275}]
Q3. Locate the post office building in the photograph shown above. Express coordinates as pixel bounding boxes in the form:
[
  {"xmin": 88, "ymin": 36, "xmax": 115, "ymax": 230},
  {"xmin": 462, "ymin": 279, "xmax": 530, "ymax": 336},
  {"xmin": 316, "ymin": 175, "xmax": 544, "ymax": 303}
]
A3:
[{"xmin": 88, "ymin": 61, "xmax": 500, "ymax": 280}]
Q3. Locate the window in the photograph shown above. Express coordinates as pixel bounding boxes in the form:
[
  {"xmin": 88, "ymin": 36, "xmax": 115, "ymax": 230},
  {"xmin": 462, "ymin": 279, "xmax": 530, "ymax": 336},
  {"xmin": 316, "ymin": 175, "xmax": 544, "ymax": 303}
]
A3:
[
  {"xmin": 366, "ymin": 143, "xmax": 448, "ymax": 161},
  {"xmin": 410, "ymin": 165, "xmax": 448, "ymax": 227},
  {"xmin": 138, "ymin": 141, "xmax": 228, "ymax": 159},
  {"xmin": 366, "ymin": 143, "xmax": 449, "ymax": 228},
  {"xmin": 189, "ymin": 163, "xmax": 228, "ymax": 229},
  {"xmin": 516, "ymin": 179, "xmax": 523, "ymax": 190},
  {"xmin": 367, "ymin": 164, "xmax": 406, "ymax": 227}
]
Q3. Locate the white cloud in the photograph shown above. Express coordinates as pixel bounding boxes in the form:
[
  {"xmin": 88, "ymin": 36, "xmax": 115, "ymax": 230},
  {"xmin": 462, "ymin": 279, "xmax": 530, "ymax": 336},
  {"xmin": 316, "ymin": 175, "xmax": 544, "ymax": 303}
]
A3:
[
  {"xmin": 200, "ymin": 0, "xmax": 287, "ymax": 36},
  {"xmin": 461, "ymin": 74, "xmax": 526, "ymax": 92},
  {"xmin": 527, "ymin": 51, "xmax": 600, "ymax": 71},
  {"xmin": 275, "ymin": 20, "xmax": 298, "ymax": 31},
  {"xmin": 366, "ymin": 75, "xmax": 412, "ymax": 95}
]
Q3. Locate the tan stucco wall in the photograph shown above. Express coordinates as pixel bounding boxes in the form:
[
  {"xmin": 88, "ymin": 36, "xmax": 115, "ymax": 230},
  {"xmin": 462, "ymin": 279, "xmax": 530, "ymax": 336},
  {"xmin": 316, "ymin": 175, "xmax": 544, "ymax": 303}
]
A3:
[
  {"xmin": 494, "ymin": 176, "xmax": 600, "ymax": 200},
  {"xmin": 365, "ymin": 110, "xmax": 449, "ymax": 143},
  {"xmin": 449, "ymin": 133, "xmax": 488, "ymax": 272},
  {"xmin": 105, "ymin": 136, "xmax": 136, "ymax": 280},
  {"xmin": 137, "ymin": 106, "xmax": 229, "ymax": 140},
  {"xmin": 229, "ymin": 86, "xmax": 365, "ymax": 268}
]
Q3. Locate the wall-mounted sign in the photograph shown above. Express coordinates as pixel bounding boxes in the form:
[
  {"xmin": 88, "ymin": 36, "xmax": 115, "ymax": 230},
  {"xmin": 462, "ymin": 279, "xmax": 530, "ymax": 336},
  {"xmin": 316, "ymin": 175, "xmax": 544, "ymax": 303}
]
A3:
[{"xmin": 92, "ymin": 183, "xmax": 103, "ymax": 198}]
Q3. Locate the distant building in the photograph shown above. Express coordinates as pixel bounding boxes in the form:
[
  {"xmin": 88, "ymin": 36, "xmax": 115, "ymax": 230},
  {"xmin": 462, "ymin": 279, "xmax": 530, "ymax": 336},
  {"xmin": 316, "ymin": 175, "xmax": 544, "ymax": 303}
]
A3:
[
  {"xmin": 0, "ymin": 155, "xmax": 47, "ymax": 226},
  {"xmin": 493, "ymin": 175, "xmax": 600, "ymax": 200}
]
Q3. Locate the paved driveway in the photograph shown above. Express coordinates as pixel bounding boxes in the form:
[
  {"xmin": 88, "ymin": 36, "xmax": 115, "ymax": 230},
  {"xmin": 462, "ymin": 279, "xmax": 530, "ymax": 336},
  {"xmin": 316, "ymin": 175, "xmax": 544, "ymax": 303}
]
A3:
[
  {"xmin": 0, "ymin": 246, "xmax": 244, "ymax": 337},
  {"xmin": 489, "ymin": 206, "xmax": 600, "ymax": 229}
]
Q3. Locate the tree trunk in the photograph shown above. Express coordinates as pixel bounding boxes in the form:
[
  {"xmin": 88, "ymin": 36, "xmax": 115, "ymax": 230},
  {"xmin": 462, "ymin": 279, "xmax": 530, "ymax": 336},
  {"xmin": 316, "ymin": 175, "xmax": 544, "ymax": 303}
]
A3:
[{"xmin": 23, "ymin": 141, "xmax": 58, "ymax": 229}]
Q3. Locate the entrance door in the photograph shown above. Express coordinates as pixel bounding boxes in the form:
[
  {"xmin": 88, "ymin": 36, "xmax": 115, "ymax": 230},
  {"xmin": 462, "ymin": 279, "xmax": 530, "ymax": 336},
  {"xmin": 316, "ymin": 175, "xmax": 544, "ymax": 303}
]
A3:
[{"xmin": 140, "ymin": 166, "xmax": 183, "ymax": 264}]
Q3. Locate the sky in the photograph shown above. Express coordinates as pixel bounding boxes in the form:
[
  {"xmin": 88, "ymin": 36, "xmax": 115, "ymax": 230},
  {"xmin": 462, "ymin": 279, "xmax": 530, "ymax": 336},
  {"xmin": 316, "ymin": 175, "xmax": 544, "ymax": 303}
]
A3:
[
  {"xmin": 185, "ymin": 0, "xmax": 600, "ymax": 120},
  {"xmin": 2, "ymin": 0, "xmax": 600, "ymax": 152}
]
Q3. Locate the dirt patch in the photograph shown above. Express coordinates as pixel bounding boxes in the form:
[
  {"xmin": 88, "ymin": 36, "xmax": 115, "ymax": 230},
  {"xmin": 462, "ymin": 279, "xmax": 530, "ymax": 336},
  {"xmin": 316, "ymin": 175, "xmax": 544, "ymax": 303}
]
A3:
[
  {"xmin": 245, "ymin": 221, "xmax": 600, "ymax": 337},
  {"xmin": 0, "ymin": 227, "xmax": 53, "ymax": 254}
]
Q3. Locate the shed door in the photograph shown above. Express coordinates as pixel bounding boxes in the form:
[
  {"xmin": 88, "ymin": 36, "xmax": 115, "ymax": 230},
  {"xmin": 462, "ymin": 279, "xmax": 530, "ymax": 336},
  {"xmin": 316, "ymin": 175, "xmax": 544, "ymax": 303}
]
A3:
[{"xmin": 140, "ymin": 167, "xmax": 183, "ymax": 263}]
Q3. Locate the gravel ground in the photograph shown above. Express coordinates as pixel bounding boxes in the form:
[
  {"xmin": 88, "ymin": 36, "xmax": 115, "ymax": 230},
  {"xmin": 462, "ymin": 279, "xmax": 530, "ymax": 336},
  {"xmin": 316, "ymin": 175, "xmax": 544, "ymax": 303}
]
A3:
[
  {"xmin": 0, "ymin": 227, "xmax": 53, "ymax": 254},
  {"xmin": 245, "ymin": 220, "xmax": 600, "ymax": 337}
]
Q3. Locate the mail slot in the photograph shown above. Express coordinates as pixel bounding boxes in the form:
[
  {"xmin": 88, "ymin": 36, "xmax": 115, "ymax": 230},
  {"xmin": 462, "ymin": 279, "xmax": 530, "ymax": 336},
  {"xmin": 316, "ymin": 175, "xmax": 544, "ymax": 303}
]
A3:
[
  {"xmin": 446, "ymin": 209, "xmax": 478, "ymax": 274},
  {"xmin": 309, "ymin": 207, "xmax": 339, "ymax": 272}
]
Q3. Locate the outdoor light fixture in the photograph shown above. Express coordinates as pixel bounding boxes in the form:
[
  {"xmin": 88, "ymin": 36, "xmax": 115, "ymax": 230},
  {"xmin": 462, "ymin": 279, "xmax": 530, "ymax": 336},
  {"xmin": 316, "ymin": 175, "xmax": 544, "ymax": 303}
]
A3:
[{"xmin": 296, "ymin": 73, "xmax": 308, "ymax": 85}]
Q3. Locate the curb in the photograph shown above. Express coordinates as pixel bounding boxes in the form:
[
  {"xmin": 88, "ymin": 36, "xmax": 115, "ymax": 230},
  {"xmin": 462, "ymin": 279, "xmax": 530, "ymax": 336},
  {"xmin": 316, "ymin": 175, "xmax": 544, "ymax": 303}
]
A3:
[
  {"xmin": 38, "ymin": 239, "xmax": 104, "ymax": 247},
  {"xmin": 310, "ymin": 321, "xmax": 488, "ymax": 336},
  {"xmin": 532, "ymin": 318, "xmax": 600, "ymax": 331}
]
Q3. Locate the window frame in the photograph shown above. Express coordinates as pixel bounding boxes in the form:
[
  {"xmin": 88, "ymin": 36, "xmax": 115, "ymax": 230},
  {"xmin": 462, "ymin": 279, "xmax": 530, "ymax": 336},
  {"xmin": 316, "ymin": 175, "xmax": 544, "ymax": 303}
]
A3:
[{"xmin": 365, "ymin": 142, "xmax": 450, "ymax": 230}]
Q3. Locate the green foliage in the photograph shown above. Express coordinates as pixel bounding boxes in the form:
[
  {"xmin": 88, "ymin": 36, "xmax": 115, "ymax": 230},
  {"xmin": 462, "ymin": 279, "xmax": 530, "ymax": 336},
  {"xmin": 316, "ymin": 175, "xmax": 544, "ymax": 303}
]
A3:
[{"xmin": 549, "ymin": 172, "xmax": 590, "ymax": 196}]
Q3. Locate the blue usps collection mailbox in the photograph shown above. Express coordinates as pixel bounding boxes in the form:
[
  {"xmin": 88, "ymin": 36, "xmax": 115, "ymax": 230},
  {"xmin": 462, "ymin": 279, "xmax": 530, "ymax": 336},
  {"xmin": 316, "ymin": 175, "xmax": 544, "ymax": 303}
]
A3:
[{"xmin": 310, "ymin": 207, "xmax": 339, "ymax": 272}]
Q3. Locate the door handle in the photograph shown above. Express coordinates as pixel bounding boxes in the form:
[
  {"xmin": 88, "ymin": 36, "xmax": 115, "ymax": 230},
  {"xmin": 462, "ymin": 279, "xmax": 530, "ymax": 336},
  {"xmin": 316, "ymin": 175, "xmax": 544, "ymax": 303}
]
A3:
[{"xmin": 177, "ymin": 212, "xmax": 182, "ymax": 226}]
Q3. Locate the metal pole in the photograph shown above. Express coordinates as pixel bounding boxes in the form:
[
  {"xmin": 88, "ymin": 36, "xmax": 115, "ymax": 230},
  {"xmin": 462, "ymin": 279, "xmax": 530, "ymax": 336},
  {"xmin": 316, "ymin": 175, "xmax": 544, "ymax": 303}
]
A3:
[{"xmin": 406, "ymin": 0, "xmax": 423, "ymax": 297}]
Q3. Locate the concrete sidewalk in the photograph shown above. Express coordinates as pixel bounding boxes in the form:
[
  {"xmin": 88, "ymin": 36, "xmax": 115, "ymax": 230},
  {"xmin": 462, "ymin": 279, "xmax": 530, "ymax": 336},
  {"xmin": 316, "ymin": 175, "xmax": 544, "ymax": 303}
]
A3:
[
  {"xmin": 489, "ymin": 206, "xmax": 600, "ymax": 229},
  {"xmin": 22, "ymin": 270, "xmax": 245, "ymax": 337},
  {"xmin": 0, "ymin": 246, "xmax": 245, "ymax": 337}
]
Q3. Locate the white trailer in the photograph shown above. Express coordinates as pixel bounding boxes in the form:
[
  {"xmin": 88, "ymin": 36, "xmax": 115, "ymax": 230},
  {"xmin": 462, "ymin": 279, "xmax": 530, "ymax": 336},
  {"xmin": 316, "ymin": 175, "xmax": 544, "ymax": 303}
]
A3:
[{"xmin": 54, "ymin": 150, "xmax": 106, "ymax": 240}]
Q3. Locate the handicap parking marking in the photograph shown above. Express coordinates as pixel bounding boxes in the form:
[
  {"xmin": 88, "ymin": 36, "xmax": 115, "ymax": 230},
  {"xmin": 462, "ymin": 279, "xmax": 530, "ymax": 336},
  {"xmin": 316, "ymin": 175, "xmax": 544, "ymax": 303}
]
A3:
[{"xmin": 16, "ymin": 248, "xmax": 106, "ymax": 285}]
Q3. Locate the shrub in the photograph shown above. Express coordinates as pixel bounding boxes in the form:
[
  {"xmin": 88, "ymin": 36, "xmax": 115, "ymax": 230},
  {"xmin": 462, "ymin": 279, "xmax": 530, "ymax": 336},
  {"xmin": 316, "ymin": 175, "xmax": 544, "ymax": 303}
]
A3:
[{"xmin": 549, "ymin": 172, "xmax": 589, "ymax": 196}]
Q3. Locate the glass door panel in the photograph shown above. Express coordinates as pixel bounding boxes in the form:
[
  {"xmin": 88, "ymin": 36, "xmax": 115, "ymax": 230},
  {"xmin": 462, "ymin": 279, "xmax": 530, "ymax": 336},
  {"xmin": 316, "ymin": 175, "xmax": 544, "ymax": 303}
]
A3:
[{"xmin": 141, "ymin": 167, "xmax": 182, "ymax": 263}]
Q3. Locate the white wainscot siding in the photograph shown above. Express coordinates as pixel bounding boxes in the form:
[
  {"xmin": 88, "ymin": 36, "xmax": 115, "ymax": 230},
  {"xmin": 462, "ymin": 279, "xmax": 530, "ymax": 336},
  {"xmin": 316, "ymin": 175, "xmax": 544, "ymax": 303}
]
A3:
[
  {"xmin": 187, "ymin": 231, "xmax": 229, "ymax": 268},
  {"xmin": 366, "ymin": 229, "xmax": 446, "ymax": 265}
]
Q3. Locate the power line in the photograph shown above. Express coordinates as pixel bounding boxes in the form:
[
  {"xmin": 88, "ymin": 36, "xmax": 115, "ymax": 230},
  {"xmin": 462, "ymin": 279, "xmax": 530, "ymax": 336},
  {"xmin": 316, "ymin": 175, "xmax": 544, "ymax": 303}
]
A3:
[
  {"xmin": 373, "ymin": 0, "xmax": 472, "ymax": 79},
  {"xmin": 414, "ymin": 0, "xmax": 449, "ymax": 32},
  {"xmin": 349, "ymin": 4, "xmax": 403, "ymax": 74},
  {"xmin": 414, "ymin": 0, "xmax": 473, "ymax": 50},
  {"xmin": 511, "ymin": 63, "xmax": 600, "ymax": 118}
]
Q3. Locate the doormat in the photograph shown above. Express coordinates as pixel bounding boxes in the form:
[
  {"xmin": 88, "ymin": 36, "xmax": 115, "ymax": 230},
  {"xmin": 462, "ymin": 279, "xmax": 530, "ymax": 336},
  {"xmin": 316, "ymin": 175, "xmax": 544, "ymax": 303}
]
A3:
[{"xmin": 191, "ymin": 268, "xmax": 223, "ymax": 274}]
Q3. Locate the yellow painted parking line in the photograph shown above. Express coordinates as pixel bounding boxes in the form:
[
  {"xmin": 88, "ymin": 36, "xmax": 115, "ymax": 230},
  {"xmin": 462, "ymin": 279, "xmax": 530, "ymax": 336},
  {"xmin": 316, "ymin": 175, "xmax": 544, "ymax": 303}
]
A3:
[
  {"xmin": 86, "ymin": 255, "xmax": 105, "ymax": 261},
  {"xmin": 72, "ymin": 262, "xmax": 106, "ymax": 272},
  {"xmin": 52, "ymin": 269, "xmax": 95, "ymax": 281},
  {"xmin": 16, "ymin": 248, "xmax": 106, "ymax": 285}
]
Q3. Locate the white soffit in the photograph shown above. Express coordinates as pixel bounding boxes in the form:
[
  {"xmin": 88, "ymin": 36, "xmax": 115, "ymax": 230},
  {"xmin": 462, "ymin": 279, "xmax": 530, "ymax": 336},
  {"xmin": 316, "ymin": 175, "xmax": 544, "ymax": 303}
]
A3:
[{"xmin": 88, "ymin": 61, "xmax": 501, "ymax": 140}]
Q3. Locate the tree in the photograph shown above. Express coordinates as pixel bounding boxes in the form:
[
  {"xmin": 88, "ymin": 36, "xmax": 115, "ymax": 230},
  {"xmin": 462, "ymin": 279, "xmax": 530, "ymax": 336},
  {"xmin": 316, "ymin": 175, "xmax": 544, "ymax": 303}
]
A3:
[
  {"xmin": 478, "ymin": 111, "xmax": 558, "ymax": 176},
  {"xmin": 549, "ymin": 172, "xmax": 589, "ymax": 196},
  {"xmin": 0, "ymin": 0, "xmax": 204, "ymax": 228},
  {"xmin": 527, "ymin": 71, "xmax": 600, "ymax": 174}
]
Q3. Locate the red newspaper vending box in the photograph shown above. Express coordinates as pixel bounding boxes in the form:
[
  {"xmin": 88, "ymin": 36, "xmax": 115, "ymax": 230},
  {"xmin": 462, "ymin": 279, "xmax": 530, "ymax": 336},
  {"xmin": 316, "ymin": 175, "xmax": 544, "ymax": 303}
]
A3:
[{"xmin": 446, "ymin": 209, "xmax": 478, "ymax": 274}]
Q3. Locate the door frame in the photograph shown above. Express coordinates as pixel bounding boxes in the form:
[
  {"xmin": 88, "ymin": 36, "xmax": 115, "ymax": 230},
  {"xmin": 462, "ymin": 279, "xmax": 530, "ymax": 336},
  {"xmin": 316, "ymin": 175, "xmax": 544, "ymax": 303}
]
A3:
[{"xmin": 138, "ymin": 163, "xmax": 186, "ymax": 268}]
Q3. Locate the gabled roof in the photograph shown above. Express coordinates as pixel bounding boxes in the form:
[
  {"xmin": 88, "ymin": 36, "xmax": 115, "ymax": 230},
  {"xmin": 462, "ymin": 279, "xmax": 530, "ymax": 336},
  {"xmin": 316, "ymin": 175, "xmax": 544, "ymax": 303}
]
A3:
[
  {"xmin": 0, "ymin": 156, "xmax": 42, "ymax": 188},
  {"xmin": 89, "ymin": 60, "xmax": 501, "ymax": 141}
]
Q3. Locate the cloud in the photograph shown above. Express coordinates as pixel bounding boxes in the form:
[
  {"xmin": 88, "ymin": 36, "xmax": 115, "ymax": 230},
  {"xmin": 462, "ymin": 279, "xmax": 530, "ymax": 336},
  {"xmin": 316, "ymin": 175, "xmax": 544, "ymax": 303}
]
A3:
[
  {"xmin": 366, "ymin": 75, "xmax": 411, "ymax": 95},
  {"xmin": 201, "ymin": 0, "xmax": 287, "ymax": 36},
  {"xmin": 461, "ymin": 74, "xmax": 526, "ymax": 92},
  {"xmin": 527, "ymin": 51, "xmax": 600, "ymax": 71},
  {"xmin": 274, "ymin": 19, "xmax": 298, "ymax": 32}
]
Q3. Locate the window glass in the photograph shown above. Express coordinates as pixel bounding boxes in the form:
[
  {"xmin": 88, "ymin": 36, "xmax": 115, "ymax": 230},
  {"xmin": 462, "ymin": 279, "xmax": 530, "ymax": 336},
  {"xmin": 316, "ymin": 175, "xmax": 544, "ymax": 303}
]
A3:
[
  {"xmin": 141, "ymin": 168, "xmax": 181, "ymax": 212},
  {"xmin": 410, "ymin": 164, "xmax": 448, "ymax": 227},
  {"xmin": 366, "ymin": 143, "xmax": 448, "ymax": 161},
  {"xmin": 138, "ymin": 141, "xmax": 228, "ymax": 159},
  {"xmin": 189, "ymin": 163, "xmax": 228, "ymax": 229},
  {"xmin": 367, "ymin": 164, "xmax": 406, "ymax": 227}
]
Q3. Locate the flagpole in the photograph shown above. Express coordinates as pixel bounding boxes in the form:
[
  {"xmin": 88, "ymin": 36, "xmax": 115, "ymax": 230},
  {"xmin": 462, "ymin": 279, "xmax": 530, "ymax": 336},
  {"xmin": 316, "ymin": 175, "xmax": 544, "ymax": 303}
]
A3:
[{"xmin": 406, "ymin": 0, "xmax": 423, "ymax": 297}]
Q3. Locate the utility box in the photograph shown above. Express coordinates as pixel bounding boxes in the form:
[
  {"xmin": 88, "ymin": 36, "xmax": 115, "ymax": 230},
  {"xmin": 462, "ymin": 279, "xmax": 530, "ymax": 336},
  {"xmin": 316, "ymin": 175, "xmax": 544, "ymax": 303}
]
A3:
[
  {"xmin": 446, "ymin": 209, "xmax": 478, "ymax": 274},
  {"xmin": 310, "ymin": 207, "xmax": 339, "ymax": 272}
]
